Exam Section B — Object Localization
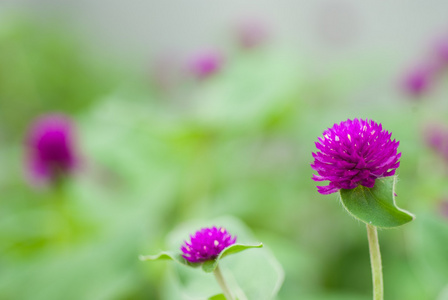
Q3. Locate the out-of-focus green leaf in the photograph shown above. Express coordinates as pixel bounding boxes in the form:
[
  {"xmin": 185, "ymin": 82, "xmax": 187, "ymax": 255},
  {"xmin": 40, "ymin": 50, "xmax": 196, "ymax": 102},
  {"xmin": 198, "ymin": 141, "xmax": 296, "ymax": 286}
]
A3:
[
  {"xmin": 409, "ymin": 213, "xmax": 448, "ymax": 298},
  {"xmin": 340, "ymin": 176, "xmax": 414, "ymax": 228},
  {"xmin": 208, "ymin": 293, "xmax": 226, "ymax": 300},
  {"xmin": 139, "ymin": 251, "xmax": 199, "ymax": 268},
  {"xmin": 0, "ymin": 18, "xmax": 118, "ymax": 141}
]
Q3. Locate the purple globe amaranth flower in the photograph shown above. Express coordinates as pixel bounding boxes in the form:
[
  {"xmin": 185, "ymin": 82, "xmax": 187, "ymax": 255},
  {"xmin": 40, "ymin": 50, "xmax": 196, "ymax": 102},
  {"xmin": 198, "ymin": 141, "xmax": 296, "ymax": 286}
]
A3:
[
  {"xmin": 26, "ymin": 113, "xmax": 78, "ymax": 186},
  {"xmin": 187, "ymin": 50, "xmax": 223, "ymax": 80},
  {"xmin": 401, "ymin": 64, "xmax": 434, "ymax": 97},
  {"xmin": 181, "ymin": 226, "xmax": 236, "ymax": 263},
  {"xmin": 311, "ymin": 118, "xmax": 401, "ymax": 195}
]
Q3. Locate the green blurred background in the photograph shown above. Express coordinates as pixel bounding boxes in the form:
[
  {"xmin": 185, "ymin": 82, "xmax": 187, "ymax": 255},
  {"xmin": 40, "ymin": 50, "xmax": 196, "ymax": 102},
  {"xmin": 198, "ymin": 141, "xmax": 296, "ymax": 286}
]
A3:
[{"xmin": 1, "ymin": 2, "xmax": 448, "ymax": 299}]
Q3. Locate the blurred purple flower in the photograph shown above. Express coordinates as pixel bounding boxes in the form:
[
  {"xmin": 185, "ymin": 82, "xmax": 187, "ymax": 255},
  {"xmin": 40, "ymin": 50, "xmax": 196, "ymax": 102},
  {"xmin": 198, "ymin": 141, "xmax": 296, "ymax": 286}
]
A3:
[
  {"xmin": 434, "ymin": 36, "xmax": 448, "ymax": 68},
  {"xmin": 311, "ymin": 118, "xmax": 401, "ymax": 195},
  {"xmin": 235, "ymin": 18, "xmax": 269, "ymax": 49},
  {"xmin": 181, "ymin": 226, "xmax": 236, "ymax": 263},
  {"xmin": 424, "ymin": 124, "xmax": 446, "ymax": 152},
  {"xmin": 26, "ymin": 114, "xmax": 78, "ymax": 186},
  {"xmin": 187, "ymin": 50, "xmax": 223, "ymax": 79},
  {"xmin": 423, "ymin": 124, "xmax": 448, "ymax": 162},
  {"xmin": 402, "ymin": 65, "xmax": 434, "ymax": 97}
]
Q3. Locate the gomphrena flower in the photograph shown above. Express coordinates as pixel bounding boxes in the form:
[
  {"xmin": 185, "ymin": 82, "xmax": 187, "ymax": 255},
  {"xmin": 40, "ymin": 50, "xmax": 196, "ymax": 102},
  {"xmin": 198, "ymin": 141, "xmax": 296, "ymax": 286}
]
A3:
[
  {"xmin": 311, "ymin": 118, "xmax": 401, "ymax": 195},
  {"xmin": 401, "ymin": 65, "xmax": 434, "ymax": 97},
  {"xmin": 26, "ymin": 114, "xmax": 78, "ymax": 185},
  {"xmin": 181, "ymin": 227, "xmax": 236, "ymax": 263},
  {"xmin": 187, "ymin": 50, "xmax": 223, "ymax": 79}
]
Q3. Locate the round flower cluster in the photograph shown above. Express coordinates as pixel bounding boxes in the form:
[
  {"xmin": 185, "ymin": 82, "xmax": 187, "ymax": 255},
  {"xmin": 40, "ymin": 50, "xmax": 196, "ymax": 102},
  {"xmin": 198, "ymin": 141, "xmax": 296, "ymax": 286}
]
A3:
[
  {"xmin": 402, "ymin": 34, "xmax": 448, "ymax": 97},
  {"xmin": 311, "ymin": 118, "xmax": 401, "ymax": 195},
  {"xmin": 181, "ymin": 227, "xmax": 236, "ymax": 263},
  {"xmin": 26, "ymin": 114, "xmax": 78, "ymax": 185},
  {"xmin": 187, "ymin": 50, "xmax": 223, "ymax": 80}
]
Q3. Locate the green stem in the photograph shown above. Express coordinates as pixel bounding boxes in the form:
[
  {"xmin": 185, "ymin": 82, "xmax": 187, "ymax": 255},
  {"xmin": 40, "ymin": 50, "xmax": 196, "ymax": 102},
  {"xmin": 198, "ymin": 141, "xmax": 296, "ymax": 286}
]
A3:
[
  {"xmin": 366, "ymin": 224, "xmax": 384, "ymax": 300},
  {"xmin": 213, "ymin": 264, "xmax": 234, "ymax": 300}
]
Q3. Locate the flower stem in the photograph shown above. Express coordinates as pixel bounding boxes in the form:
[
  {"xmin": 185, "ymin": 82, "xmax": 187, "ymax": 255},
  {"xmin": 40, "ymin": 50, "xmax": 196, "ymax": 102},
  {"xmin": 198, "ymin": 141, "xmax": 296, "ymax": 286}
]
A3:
[
  {"xmin": 366, "ymin": 224, "xmax": 383, "ymax": 300},
  {"xmin": 213, "ymin": 264, "xmax": 234, "ymax": 300}
]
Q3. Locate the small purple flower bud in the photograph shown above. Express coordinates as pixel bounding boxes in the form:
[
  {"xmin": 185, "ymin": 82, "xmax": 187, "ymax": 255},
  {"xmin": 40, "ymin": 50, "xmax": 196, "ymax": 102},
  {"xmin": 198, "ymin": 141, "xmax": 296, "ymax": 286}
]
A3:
[
  {"xmin": 423, "ymin": 124, "xmax": 448, "ymax": 162},
  {"xmin": 187, "ymin": 50, "xmax": 223, "ymax": 80},
  {"xmin": 311, "ymin": 118, "xmax": 401, "ymax": 195},
  {"xmin": 180, "ymin": 227, "xmax": 236, "ymax": 263},
  {"xmin": 424, "ymin": 124, "xmax": 446, "ymax": 153},
  {"xmin": 235, "ymin": 18, "xmax": 269, "ymax": 49},
  {"xmin": 25, "ymin": 114, "xmax": 78, "ymax": 186},
  {"xmin": 434, "ymin": 36, "xmax": 448, "ymax": 68},
  {"xmin": 401, "ymin": 65, "xmax": 434, "ymax": 97}
]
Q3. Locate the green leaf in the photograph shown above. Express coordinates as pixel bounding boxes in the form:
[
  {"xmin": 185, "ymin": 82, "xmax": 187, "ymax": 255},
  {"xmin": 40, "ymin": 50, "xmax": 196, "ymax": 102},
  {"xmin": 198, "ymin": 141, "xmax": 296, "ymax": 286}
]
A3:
[
  {"xmin": 201, "ymin": 243, "xmax": 263, "ymax": 273},
  {"xmin": 139, "ymin": 243, "xmax": 262, "ymax": 273},
  {"xmin": 139, "ymin": 251, "xmax": 200, "ymax": 268},
  {"xmin": 339, "ymin": 176, "xmax": 414, "ymax": 228},
  {"xmin": 208, "ymin": 293, "xmax": 226, "ymax": 300}
]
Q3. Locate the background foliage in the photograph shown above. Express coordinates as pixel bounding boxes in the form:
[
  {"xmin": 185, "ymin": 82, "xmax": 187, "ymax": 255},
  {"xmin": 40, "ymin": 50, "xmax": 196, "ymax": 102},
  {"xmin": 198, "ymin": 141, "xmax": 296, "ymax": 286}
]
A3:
[{"xmin": 1, "ymin": 15, "xmax": 448, "ymax": 300}]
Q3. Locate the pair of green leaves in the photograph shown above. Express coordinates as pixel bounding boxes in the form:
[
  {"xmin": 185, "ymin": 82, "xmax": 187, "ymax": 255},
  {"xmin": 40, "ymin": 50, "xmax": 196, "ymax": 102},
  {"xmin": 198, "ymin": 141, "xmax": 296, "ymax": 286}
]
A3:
[
  {"xmin": 140, "ymin": 243, "xmax": 263, "ymax": 273},
  {"xmin": 339, "ymin": 176, "xmax": 414, "ymax": 228}
]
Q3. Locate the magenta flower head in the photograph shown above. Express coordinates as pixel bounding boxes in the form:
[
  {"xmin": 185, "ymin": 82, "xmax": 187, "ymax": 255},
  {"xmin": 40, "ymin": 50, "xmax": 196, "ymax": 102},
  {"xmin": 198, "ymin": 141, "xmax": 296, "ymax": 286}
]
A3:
[
  {"xmin": 181, "ymin": 226, "xmax": 236, "ymax": 263},
  {"xmin": 25, "ymin": 113, "xmax": 78, "ymax": 186},
  {"xmin": 311, "ymin": 118, "xmax": 401, "ymax": 195},
  {"xmin": 187, "ymin": 50, "xmax": 223, "ymax": 80},
  {"xmin": 401, "ymin": 64, "xmax": 434, "ymax": 97}
]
